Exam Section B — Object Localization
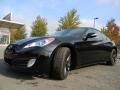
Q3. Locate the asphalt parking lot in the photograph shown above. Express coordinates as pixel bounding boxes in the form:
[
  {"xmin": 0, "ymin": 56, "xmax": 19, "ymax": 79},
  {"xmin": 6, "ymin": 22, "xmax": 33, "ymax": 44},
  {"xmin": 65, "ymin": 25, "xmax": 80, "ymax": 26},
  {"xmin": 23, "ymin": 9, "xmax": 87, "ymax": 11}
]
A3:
[
  {"xmin": 0, "ymin": 59, "xmax": 120, "ymax": 90},
  {"xmin": 0, "ymin": 46, "xmax": 6, "ymax": 59},
  {"xmin": 0, "ymin": 46, "xmax": 120, "ymax": 90}
]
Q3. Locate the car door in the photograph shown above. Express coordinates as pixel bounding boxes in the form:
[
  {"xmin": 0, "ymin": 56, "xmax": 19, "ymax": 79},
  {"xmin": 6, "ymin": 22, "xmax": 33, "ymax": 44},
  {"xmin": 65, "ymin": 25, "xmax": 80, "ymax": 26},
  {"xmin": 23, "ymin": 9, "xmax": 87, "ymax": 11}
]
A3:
[
  {"xmin": 75, "ymin": 29, "xmax": 104, "ymax": 66},
  {"xmin": 100, "ymin": 33, "xmax": 113, "ymax": 60}
]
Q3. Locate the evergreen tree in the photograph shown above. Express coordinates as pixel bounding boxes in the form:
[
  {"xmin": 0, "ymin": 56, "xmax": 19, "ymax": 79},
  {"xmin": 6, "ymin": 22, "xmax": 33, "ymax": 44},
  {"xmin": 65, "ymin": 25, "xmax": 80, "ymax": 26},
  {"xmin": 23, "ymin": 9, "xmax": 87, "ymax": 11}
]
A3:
[
  {"xmin": 31, "ymin": 16, "xmax": 47, "ymax": 36},
  {"xmin": 57, "ymin": 9, "xmax": 80, "ymax": 31},
  {"xmin": 10, "ymin": 27, "xmax": 26, "ymax": 43}
]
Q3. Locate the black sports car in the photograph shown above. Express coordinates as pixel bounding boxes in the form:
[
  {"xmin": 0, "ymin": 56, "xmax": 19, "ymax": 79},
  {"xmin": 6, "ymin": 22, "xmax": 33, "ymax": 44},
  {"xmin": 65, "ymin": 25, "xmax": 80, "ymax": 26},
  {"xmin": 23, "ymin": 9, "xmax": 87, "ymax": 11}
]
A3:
[{"xmin": 4, "ymin": 27, "xmax": 117, "ymax": 80}]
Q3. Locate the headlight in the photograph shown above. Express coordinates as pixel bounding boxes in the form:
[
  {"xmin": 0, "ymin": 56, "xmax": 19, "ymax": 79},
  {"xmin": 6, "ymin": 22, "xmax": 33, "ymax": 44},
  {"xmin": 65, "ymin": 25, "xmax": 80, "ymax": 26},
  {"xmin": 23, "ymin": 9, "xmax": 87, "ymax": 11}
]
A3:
[{"xmin": 24, "ymin": 37, "xmax": 55, "ymax": 48}]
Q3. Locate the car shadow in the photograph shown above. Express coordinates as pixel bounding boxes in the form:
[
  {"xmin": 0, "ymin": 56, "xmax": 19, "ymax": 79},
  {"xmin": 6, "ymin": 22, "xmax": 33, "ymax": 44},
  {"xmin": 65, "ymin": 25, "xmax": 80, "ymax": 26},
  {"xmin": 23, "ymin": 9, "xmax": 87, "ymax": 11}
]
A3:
[
  {"xmin": 0, "ymin": 58, "xmax": 110, "ymax": 82},
  {"xmin": 0, "ymin": 59, "xmax": 51, "ymax": 81}
]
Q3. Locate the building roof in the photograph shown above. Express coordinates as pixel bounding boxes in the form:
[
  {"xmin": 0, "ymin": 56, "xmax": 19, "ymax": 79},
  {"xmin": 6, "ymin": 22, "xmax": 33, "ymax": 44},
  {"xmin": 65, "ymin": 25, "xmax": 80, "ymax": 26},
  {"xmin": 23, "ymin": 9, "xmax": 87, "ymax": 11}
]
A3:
[{"xmin": 0, "ymin": 19, "xmax": 24, "ymax": 29}]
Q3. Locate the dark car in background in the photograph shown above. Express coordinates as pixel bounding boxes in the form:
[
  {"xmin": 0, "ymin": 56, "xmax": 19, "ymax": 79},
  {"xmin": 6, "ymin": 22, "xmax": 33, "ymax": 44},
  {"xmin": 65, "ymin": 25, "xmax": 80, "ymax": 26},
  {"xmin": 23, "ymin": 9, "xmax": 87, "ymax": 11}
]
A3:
[{"xmin": 4, "ymin": 27, "xmax": 117, "ymax": 80}]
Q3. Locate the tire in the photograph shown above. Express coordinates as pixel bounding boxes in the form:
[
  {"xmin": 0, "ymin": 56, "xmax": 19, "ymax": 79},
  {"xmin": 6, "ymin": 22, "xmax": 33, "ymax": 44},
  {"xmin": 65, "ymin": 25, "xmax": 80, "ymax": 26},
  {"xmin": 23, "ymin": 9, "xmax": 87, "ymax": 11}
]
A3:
[
  {"xmin": 52, "ymin": 47, "xmax": 71, "ymax": 80},
  {"xmin": 106, "ymin": 49, "xmax": 117, "ymax": 65}
]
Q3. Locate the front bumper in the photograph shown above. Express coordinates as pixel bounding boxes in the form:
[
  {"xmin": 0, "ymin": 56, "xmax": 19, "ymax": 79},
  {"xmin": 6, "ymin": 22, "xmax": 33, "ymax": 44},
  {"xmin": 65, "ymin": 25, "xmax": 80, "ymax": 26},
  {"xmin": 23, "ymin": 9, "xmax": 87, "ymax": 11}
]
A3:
[
  {"xmin": 4, "ymin": 47, "xmax": 52, "ymax": 74},
  {"xmin": 4, "ymin": 57, "xmax": 37, "ymax": 68}
]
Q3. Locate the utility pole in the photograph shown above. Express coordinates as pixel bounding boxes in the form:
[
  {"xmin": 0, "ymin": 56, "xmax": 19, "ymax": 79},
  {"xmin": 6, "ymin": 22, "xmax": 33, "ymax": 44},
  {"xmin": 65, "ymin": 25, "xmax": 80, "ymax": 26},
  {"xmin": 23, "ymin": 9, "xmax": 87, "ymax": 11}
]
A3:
[{"xmin": 93, "ymin": 17, "xmax": 99, "ymax": 28}]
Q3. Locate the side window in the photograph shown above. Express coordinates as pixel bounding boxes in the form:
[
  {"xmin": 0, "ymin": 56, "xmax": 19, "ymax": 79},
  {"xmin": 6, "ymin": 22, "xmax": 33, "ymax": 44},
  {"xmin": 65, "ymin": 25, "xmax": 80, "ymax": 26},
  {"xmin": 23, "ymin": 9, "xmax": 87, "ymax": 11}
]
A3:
[
  {"xmin": 95, "ymin": 30, "xmax": 103, "ymax": 41},
  {"xmin": 101, "ymin": 33, "xmax": 111, "ymax": 41}
]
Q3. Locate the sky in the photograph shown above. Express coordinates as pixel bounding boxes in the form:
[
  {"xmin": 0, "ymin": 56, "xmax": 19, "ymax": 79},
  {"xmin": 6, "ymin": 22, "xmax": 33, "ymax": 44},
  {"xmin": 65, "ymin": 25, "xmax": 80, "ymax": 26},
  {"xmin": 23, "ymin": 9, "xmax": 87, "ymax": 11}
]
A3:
[{"xmin": 0, "ymin": 0, "xmax": 120, "ymax": 36}]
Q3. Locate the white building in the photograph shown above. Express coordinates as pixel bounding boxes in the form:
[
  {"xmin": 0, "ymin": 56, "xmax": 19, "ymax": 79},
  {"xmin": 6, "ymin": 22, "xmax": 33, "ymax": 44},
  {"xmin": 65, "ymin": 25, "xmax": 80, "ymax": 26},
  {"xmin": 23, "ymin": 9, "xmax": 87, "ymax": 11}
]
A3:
[{"xmin": 0, "ymin": 19, "xmax": 24, "ymax": 46}]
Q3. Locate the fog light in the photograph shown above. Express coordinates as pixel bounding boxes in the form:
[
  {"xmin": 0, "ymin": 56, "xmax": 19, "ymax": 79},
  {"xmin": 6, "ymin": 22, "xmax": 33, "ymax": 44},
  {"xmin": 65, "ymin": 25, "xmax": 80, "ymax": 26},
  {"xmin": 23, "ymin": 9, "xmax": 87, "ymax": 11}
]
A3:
[{"xmin": 27, "ymin": 59, "xmax": 36, "ymax": 68}]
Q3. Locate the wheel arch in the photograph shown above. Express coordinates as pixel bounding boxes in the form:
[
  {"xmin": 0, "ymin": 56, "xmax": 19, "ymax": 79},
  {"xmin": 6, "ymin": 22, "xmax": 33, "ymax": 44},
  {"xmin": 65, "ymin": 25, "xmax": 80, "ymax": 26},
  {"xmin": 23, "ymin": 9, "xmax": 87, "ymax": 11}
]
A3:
[
  {"xmin": 113, "ymin": 46, "xmax": 118, "ymax": 54},
  {"xmin": 50, "ymin": 43, "xmax": 77, "ymax": 71}
]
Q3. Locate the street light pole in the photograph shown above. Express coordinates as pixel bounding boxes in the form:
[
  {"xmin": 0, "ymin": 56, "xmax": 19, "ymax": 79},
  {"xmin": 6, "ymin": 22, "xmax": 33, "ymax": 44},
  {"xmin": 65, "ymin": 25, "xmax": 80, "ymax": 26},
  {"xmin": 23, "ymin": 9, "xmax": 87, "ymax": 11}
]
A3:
[{"xmin": 93, "ymin": 17, "xmax": 99, "ymax": 28}]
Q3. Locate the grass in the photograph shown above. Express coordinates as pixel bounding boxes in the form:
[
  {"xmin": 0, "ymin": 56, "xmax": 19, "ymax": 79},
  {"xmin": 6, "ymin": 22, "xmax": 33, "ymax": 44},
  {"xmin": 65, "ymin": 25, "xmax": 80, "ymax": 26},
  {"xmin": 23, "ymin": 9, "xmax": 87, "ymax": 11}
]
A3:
[{"xmin": 117, "ymin": 56, "xmax": 120, "ymax": 60}]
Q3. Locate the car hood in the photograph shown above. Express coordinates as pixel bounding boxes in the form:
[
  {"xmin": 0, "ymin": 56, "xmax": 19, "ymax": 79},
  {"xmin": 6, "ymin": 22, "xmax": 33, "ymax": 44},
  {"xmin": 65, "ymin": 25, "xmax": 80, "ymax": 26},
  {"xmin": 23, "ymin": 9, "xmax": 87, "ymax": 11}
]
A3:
[
  {"xmin": 7, "ymin": 36, "xmax": 55, "ymax": 51},
  {"xmin": 15, "ymin": 36, "xmax": 52, "ymax": 45},
  {"xmin": 12, "ymin": 36, "xmax": 79, "ymax": 47}
]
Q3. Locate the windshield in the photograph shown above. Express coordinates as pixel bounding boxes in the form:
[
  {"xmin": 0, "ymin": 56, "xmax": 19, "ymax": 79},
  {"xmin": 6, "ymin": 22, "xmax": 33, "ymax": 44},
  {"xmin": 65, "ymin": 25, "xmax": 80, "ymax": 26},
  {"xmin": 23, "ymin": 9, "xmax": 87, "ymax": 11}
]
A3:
[{"xmin": 51, "ymin": 28, "xmax": 87, "ymax": 37}]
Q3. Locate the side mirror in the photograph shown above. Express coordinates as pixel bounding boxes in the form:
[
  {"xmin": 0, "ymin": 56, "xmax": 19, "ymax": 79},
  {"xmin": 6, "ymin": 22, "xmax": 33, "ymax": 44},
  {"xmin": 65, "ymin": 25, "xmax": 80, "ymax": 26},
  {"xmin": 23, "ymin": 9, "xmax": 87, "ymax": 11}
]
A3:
[{"xmin": 83, "ymin": 33, "xmax": 97, "ymax": 41}]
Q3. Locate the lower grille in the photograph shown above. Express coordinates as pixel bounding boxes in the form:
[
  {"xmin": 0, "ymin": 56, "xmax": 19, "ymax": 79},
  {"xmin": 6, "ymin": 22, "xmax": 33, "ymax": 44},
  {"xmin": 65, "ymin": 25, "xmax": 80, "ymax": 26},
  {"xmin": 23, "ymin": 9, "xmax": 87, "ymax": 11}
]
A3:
[{"xmin": 12, "ymin": 59, "xmax": 29, "ymax": 67}]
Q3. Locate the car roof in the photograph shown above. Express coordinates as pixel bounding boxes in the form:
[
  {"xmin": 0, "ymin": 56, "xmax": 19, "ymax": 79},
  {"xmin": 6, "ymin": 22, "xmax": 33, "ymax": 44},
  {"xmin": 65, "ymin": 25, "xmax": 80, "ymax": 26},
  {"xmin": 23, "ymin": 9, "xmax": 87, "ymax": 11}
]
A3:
[{"xmin": 63, "ymin": 27, "xmax": 98, "ymax": 31}]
